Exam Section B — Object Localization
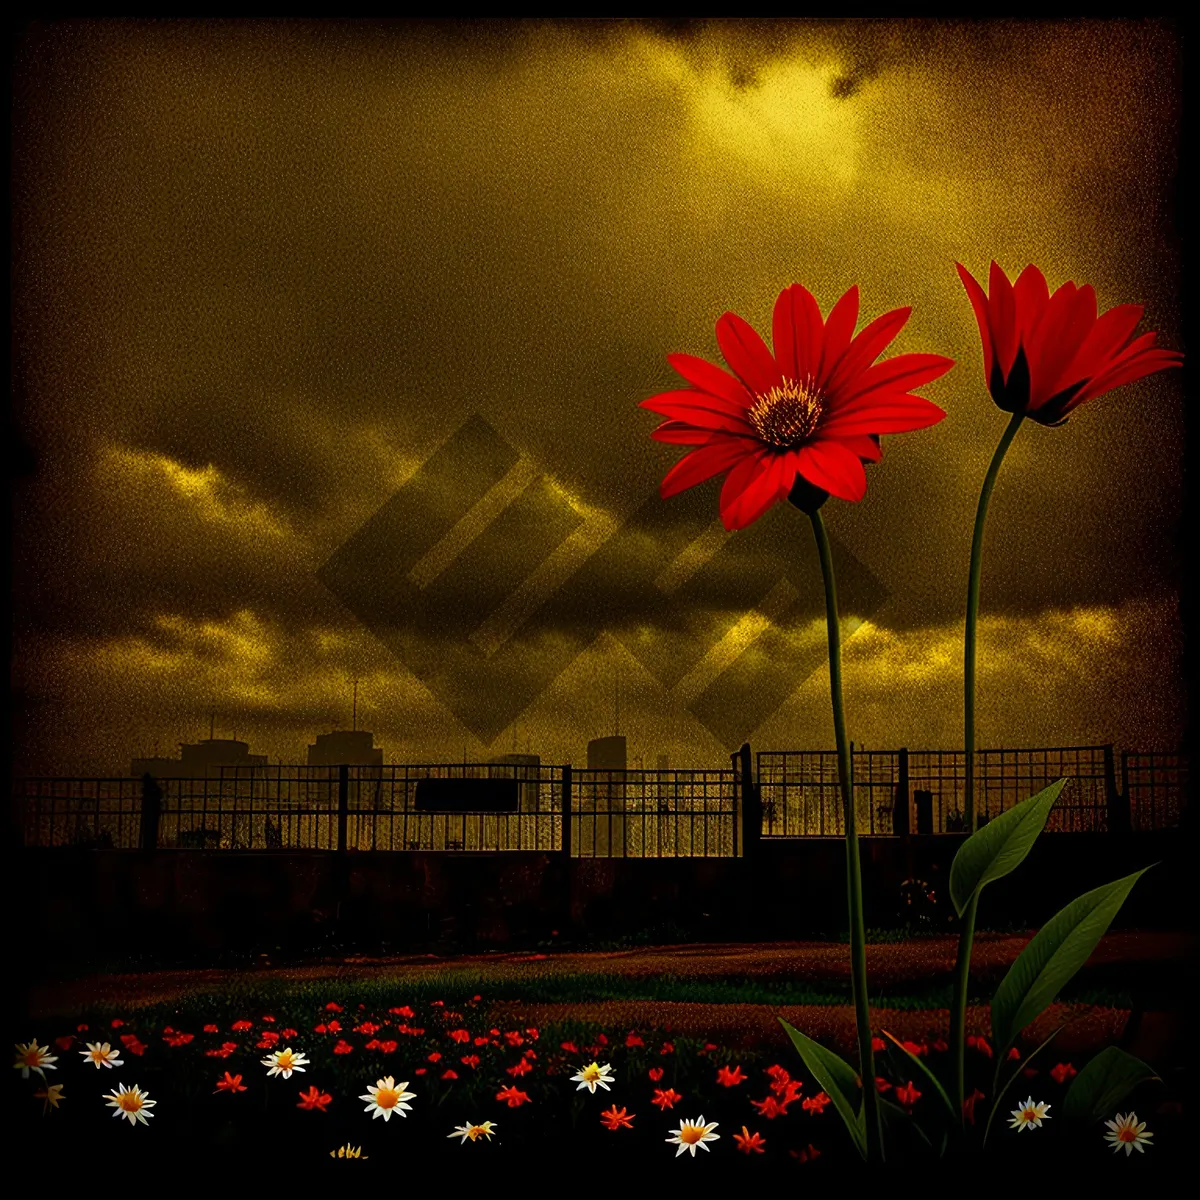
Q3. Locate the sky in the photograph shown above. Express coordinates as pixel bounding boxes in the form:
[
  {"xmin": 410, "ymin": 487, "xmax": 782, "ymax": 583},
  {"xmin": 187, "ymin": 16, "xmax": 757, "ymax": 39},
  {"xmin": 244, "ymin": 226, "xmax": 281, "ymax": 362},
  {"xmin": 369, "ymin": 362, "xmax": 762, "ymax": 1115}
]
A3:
[{"xmin": 10, "ymin": 18, "xmax": 1186, "ymax": 775}]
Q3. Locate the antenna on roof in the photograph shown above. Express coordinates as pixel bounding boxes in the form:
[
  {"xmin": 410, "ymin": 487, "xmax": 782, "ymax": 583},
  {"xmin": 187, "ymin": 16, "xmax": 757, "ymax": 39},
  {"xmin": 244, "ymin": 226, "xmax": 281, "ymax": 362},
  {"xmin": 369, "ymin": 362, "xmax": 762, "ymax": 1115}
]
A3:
[
  {"xmin": 351, "ymin": 676, "xmax": 360, "ymax": 732},
  {"xmin": 209, "ymin": 708, "xmax": 215, "ymax": 742}
]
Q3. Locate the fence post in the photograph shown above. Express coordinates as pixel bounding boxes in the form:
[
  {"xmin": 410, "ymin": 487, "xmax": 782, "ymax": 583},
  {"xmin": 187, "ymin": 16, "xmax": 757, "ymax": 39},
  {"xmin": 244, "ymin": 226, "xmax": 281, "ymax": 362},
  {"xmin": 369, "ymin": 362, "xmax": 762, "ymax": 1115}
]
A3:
[
  {"xmin": 894, "ymin": 748, "xmax": 910, "ymax": 838},
  {"xmin": 737, "ymin": 743, "xmax": 760, "ymax": 859},
  {"xmin": 337, "ymin": 765, "xmax": 350, "ymax": 853},
  {"xmin": 1104, "ymin": 744, "xmax": 1129, "ymax": 835},
  {"xmin": 139, "ymin": 773, "xmax": 162, "ymax": 853},
  {"xmin": 561, "ymin": 764, "xmax": 573, "ymax": 859}
]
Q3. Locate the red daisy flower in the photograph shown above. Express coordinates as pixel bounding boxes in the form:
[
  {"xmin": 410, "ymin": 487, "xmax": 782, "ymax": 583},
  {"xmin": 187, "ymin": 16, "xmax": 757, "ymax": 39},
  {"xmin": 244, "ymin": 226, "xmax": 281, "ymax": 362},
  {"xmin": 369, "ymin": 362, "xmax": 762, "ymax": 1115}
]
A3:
[
  {"xmin": 716, "ymin": 1064, "xmax": 747, "ymax": 1088},
  {"xmin": 297, "ymin": 1086, "xmax": 332, "ymax": 1112},
  {"xmin": 733, "ymin": 1126, "xmax": 767, "ymax": 1155},
  {"xmin": 956, "ymin": 261, "xmax": 1183, "ymax": 424},
  {"xmin": 650, "ymin": 1088, "xmax": 682, "ymax": 1111},
  {"xmin": 642, "ymin": 283, "xmax": 951, "ymax": 527},
  {"xmin": 214, "ymin": 1072, "xmax": 247, "ymax": 1094},
  {"xmin": 496, "ymin": 1085, "xmax": 530, "ymax": 1107},
  {"xmin": 599, "ymin": 1105, "xmax": 635, "ymax": 1131}
]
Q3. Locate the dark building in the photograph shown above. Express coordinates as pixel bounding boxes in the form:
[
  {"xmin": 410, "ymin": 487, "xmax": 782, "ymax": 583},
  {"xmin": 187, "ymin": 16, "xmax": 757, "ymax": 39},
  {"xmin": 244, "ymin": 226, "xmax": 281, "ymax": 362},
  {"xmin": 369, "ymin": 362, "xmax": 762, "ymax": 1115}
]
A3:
[{"xmin": 306, "ymin": 729, "xmax": 384, "ymax": 768}]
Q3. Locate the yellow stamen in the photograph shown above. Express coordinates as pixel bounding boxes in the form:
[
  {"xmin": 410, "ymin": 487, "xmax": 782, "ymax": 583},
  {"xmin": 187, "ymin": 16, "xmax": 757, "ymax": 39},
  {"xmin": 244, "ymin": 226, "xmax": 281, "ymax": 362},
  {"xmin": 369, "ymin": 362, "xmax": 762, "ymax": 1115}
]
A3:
[{"xmin": 748, "ymin": 378, "xmax": 824, "ymax": 448}]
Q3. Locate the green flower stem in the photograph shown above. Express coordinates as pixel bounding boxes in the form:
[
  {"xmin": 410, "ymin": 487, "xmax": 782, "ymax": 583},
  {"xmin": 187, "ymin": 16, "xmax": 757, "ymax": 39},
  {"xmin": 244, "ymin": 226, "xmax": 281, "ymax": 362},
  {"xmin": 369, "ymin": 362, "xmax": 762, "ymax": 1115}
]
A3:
[
  {"xmin": 950, "ymin": 891, "xmax": 979, "ymax": 1125},
  {"xmin": 965, "ymin": 410, "xmax": 1025, "ymax": 830},
  {"xmin": 810, "ymin": 508, "xmax": 883, "ymax": 1162}
]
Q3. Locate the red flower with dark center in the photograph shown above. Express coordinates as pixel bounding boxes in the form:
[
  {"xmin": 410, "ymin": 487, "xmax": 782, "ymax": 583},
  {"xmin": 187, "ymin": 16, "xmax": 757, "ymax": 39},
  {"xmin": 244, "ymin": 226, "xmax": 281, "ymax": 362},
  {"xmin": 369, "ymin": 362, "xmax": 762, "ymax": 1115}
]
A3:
[
  {"xmin": 297, "ymin": 1086, "xmax": 332, "ymax": 1112},
  {"xmin": 599, "ymin": 1105, "xmax": 635, "ymax": 1131},
  {"xmin": 956, "ymin": 261, "xmax": 1183, "ymax": 425},
  {"xmin": 642, "ymin": 284, "xmax": 952, "ymax": 527}
]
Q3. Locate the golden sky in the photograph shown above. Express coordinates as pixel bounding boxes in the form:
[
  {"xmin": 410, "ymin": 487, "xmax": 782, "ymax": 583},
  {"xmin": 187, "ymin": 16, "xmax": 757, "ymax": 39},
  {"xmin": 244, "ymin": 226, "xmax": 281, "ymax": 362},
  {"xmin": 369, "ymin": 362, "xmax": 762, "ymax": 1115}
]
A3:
[{"xmin": 11, "ymin": 19, "xmax": 1186, "ymax": 773}]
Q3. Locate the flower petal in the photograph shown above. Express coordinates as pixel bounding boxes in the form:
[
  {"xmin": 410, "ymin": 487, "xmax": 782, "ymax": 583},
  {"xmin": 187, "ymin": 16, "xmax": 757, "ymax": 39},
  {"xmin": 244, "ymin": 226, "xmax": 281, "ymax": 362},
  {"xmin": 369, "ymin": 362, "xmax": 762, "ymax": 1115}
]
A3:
[
  {"xmin": 667, "ymin": 353, "xmax": 753, "ymax": 408},
  {"xmin": 987, "ymin": 261, "xmax": 1019, "ymax": 378},
  {"xmin": 832, "ymin": 352, "xmax": 955, "ymax": 406},
  {"xmin": 772, "ymin": 284, "xmax": 824, "ymax": 384},
  {"xmin": 1027, "ymin": 284, "xmax": 1097, "ymax": 408},
  {"xmin": 640, "ymin": 388, "xmax": 752, "ymax": 421},
  {"xmin": 818, "ymin": 285, "xmax": 860, "ymax": 386},
  {"xmin": 1012, "ymin": 263, "xmax": 1050, "ymax": 349},
  {"xmin": 660, "ymin": 438, "xmax": 751, "ymax": 499},
  {"xmin": 1052, "ymin": 303, "xmax": 1144, "ymax": 394},
  {"xmin": 716, "ymin": 311, "xmax": 783, "ymax": 397},
  {"xmin": 956, "ymin": 263, "xmax": 994, "ymax": 382},
  {"xmin": 824, "ymin": 306, "xmax": 911, "ymax": 396},
  {"xmin": 719, "ymin": 450, "xmax": 789, "ymax": 530},
  {"xmin": 818, "ymin": 394, "xmax": 946, "ymax": 437},
  {"xmin": 795, "ymin": 441, "xmax": 867, "ymax": 502}
]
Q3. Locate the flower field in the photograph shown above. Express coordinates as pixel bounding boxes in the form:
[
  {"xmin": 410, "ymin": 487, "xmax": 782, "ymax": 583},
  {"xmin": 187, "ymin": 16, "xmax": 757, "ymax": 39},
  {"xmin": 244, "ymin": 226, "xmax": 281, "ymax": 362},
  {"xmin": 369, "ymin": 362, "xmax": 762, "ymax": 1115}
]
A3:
[{"xmin": 12, "ymin": 986, "xmax": 1183, "ymax": 1173}]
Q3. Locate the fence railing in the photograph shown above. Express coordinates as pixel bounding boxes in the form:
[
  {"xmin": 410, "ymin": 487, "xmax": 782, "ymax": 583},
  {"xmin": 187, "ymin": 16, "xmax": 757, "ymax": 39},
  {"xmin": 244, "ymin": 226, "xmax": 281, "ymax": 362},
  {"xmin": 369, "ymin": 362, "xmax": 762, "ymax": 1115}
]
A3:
[{"xmin": 13, "ymin": 745, "xmax": 1188, "ymax": 855}]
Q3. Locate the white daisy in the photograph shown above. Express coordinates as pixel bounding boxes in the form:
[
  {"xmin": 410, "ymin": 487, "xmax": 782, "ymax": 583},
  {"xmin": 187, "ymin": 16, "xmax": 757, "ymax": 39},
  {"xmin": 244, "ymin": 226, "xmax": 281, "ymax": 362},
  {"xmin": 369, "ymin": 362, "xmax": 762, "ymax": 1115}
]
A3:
[
  {"xmin": 261, "ymin": 1047, "xmax": 309, "ymax": 1079},
  {"xmin": 666, "ymin": 1115, "xmax": 720, "ymax": 1157},
  {"xmin": 448, "ymin": 1120, "xmax": 498, "ymax": 1143},
  {"xmin": 569, "ymin": 1061, "xmax": 615, "ymax": 1094},
  {"xmin": 360, "ymin": 1076, "xmax": 416, "ymax": 1121},
  {"xmin": 1008, "ymin": 1096, "xmax": 1051, "ymax": 1131},
  {"xmin": 1104, "ymin": 1112, "xmax": 1154, "ymax": 1156},
  {"xmin": 104, "ymin": 1082, "xmax": 156, "ymax": 1127},
  {"xmin": 80, "ymin": 1042, "xmax": 124, "ymax": 1070},
  {"xmin": 13, "ymin": 1041, "xmax": 58, "ymax": 1080}
]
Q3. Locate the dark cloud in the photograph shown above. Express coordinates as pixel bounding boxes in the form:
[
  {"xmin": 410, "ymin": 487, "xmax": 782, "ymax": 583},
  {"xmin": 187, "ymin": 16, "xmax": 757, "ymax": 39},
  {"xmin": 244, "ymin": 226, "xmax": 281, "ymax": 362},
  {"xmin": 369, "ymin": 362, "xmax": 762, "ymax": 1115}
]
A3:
[{"xmin": 10, "ymin": 19, "xmax": 1185, "ymax": 772}]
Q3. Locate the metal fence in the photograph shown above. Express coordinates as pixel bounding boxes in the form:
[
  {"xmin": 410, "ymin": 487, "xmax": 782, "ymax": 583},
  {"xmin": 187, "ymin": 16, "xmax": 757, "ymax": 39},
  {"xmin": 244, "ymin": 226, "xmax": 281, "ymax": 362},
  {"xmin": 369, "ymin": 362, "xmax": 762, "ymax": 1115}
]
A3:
[
  {"xmin": 12, "ymin": 745, "xmax": 1188, "ymax": 854},
  {"xmin": 571, "ymin": 768, "xmax": 736, "ymax": 858}
]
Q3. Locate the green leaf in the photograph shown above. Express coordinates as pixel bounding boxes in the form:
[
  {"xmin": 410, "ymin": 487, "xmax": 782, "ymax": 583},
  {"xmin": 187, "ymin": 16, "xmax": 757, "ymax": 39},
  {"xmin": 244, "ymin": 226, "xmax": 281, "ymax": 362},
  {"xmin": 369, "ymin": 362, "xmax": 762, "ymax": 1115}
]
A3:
[
  {"xmin": 949, "ymin": 780, "xmax": 1067, "ymax": 916},
  {"xmin": 1062, "ymin": 1047, "xmax": 1160, "ymax": 1126},
  {"xmin": 990, "ymin": 867, "xmax": 1153, "ymax": 1056},
  {"xmin": 879, "ymin": 1029, "xmax": 957, "ymax": 1125},
  {"xmin": 779, "ymin": 1018, "xmax": 866, "ymax": 1160}
]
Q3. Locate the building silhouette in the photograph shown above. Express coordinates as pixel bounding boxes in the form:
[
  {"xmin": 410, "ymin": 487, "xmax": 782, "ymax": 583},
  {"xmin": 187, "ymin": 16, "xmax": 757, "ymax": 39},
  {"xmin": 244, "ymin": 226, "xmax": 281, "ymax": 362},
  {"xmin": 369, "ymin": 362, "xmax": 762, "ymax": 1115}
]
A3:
[
  {"xmin": 132, "ymin": 738, "xmax": 268, "ymax": 779},
  {"xmin": 306, "ymin": 729, "xmax": 384, "ymax": 768}
]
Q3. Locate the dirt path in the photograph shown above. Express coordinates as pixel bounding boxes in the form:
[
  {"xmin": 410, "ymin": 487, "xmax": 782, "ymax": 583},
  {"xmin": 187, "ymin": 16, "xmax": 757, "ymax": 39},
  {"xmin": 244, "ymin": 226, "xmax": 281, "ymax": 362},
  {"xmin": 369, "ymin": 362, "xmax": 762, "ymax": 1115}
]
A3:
[{"xmin": 27, "ymin": 931, "xmax": 1192, "ymax": 1016}]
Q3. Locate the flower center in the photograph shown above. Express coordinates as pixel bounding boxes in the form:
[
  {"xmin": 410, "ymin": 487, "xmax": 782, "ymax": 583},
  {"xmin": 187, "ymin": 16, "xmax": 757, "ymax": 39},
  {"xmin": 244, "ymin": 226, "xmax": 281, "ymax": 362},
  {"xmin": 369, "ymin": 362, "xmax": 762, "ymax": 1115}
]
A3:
[
  {"xmin": 376, "ymin": 1088, "xmax": 398, "ymax": 1109},
  {"xmin": 278, "ymin": 1052, "xmax": 293, "ymax": 1068},
  {"xmin": 1119, "ymin": 1127, "xmax": 1136, "ymax": 1142},
  {"xmin": 119, "ymin": 1092, "xmax": 142, "ymax": 1112},
  {"xmin": 748, "ymin": 378, "xmax": 824, "ymax": 448},
  {"xmin": 582, "ymin": 1064, "xmax": 601, "ymax": 1081},
  {"xmin": 680, "ymin": 1124, "xmax": 704, "ymax": 1144}
]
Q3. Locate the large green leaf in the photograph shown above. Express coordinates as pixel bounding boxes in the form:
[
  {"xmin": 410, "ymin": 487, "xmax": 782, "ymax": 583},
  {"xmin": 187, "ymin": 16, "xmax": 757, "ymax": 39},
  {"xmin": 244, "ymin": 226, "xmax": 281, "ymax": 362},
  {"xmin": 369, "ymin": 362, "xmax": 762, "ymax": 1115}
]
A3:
[
  {"xmin": 990, "ymin": 867, "xmax": 1153, "ymax": 1056},
  {"xmin": 1062, "ymin": 1047, "xmax": 1160, "ymax": 1126},
  {"xmin": 949, "ymin": 780, "xmax": 1066, "ymax": 916},
  {"xmin": 779, "ymin": 1018, "xmax": 866, "ymax": 1160},
  {"xmin": 879, "ymin": 1030, "xmax": 957, "ymax": 1125}
]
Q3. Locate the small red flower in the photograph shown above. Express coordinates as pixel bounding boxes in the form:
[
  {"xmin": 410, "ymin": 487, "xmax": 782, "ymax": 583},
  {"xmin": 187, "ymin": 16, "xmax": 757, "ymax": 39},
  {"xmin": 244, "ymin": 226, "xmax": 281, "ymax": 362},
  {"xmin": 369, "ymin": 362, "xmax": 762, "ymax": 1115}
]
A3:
[
  {"xmin": 875, "ymin": 1077, "xmax": 893, "ymax": 1093},
  {"xmin": 932, "ymin": 1038, "xmax": 949, "ymax": 1053},
  {"xmin": 522, "ymin": 1049, "xmax": 537, "ymax": 1060},
  {"xmin": 506, "ymin": 1059, "xmax": 532, "ymax": 1077},
  {"xmin": 956, "ymin": 261, "xmax": 1183, "ymax": 425},
  {"xmin": 203, "ymin": 1024, "xmax": 220, "ymax": 1035},
  {"xmin": 1023, "ymin": 1068, "xmax": 1040, "ymax": 1079},
  {"xmin": 214, "ymin": 1072, "xmax": 246, "ymax": 1094},
  {"xmin": 871, "ymin": 1036, "xmax": 886, "ymax": 1054},
  {"xmin": 111, "ymin": 1019, "xmax": 125, "ymax": 1029},
  {"xmin": 54, "ymin": 1036, "xmax": 74, "ymax": 1052},
  {"xmin": 495, "ymin": 1084, "xmax": 528, "ymax": 1107},
  {"xmin": 525, "ymin": 1028, "xmax": 539, "ymax": 1040},
  {"xmin": 733, "ymin": 1126, "xmax": 767, "ymax": 1155},
  {"xmin": 388, "ymin": 1006, "xmax": 414, "ymax": 1019},
  {"xmin": 449, "ymin": 1029, "xmax": 472, "ymax": 1044},
  {"xmin": 326, "ymin": 1020, "xmax": 342, "ymax": 1034},
  {"xmin": 650, "ymin": 1088, "xmax": 682, "ymax": 1111},
  {"xmin": 120, "ymin": 1036, "xmax": 147, "ymax": 1056},
  {"xmin": 967, "ymin": 1035, "xmax": 993, "ymax": 1059},
  {"xmin": 504, "ymin": 1031, "xmax": 525, "ymax": 1047},
  {"xmin": 895, "ymin": 1081, "xmax": 922, "ymax": 1108},
  {"xmin": 415, "ymin": 1067, "xmax": 426, "ymax": 1076},
  {"xmin": 353, "ymin": 1023, "xmax": 380, "ymax": 1037},
  {"xmin": 221, "ymin": 1041, "xmax": 238, "ymax": 1052},
  {"xmin": 660, "ymin": 1042, "xmax": 674, "ymax": 1055},
  {"xmin": 1007, "ymin": 1047, "xmax": 1021, "ymax": 1061},
  {"xmin": 648, "ymin": 1067, "xmax": 664, "ymax": 1082},
  {"xmin": 281, "ymin": 1028, "xmax": 297, "ymax": 1040},
  {"xmin": 427, "ymin": 1052, "xmax": 442, "ymax": 1063},
  {"xmin": 231, "ymin": 1020, "xmax": 253, "ymax": 1033},
  {"xmin": 963, "ymin": 1088, "xmax": 986, "ymax": 1126},
  {"xmin": 364, "ymin": 1039, "xmax": 381, "ymax": 1051},
  {"xmin": 902, "ymin": 1040, "xmax": 926, "ymax": 1057},
  {"xmin": 261, "ymin": 1015, "xmax": 275, "ymax": 1024},
  {"xmin": 313, "ymin": 1023, "xmax": 327, "ymax": 1034},
  {"xmin": 205, "ymin": 1047, "xmax": 233, "ymax": 1058},
  {"xmin": 643, "ymin": 283, "xmax": 952, "ymax": 527},
  {"xmin": 332, "ymin": 1040, "xmax": 353, "ymax": 1055},
  {"xmin": 297, "ymin": 1086, "xmax": 332, "ymax": 1112},
  {"xmin": 1050, "ymin": 1062, "xmax": 1078, "ymax": 1086},
  {"xmin": 379, "ymin": 1040, "xmax": 398, "ymax": 1054},
  {"xmin": 431, "ymin": 1000, "xmax": 444, "ymax": 1007},
  {"xmin": 472, "ymin": 995, "xmax": 482, "ymax": 1003},
  {"xmin": 716, "ymin": 1064, "xmax": 747, "ymax": 1088},
  {"xmin": 325, "ymin": 1002, "xmax": 343, "ymax": 1012},
  {"xmin": 76, "ymin": 1024, "xmax": 88, "ymax": 1032},
  {"xmin": 750, "ymin": 1095, "xmax": 786, "ymax": 1120},
  {"xmin": 600, "ymin": 1105, "xmax": 635, "ymax": 1131},
  {"xmin": 560, "ymin": 1041, "xmax": 579, "ymax": 1055},
  {"xmin": 793, "ymin": 1143, "xmax": 822, "ymax": 1164},
  {"xmin": 802, "ymin": 1091, "xmax": 832, "ymax": 1115},
  {"xmin": 461, "ymin": 1055, "xmax": 481, "ymax": 1069},
  {"xmin": 164, "ymin": 1032, "xmax": 194, "ymax": 1048},
  {"xmin": 597, "ymin": 1034, "xmax": 608, "ymax": 1046},
  {"xmin": 625, "ymin": 1032, "xmax": 644, "ymax": 1048},
  {"xmin": 441, "ymin": 1069, "xmax": 458, "ymax": 1081},
  {"xmin": 474, "ymin": 1036, "xmax": 489, "ymax": 1047}
]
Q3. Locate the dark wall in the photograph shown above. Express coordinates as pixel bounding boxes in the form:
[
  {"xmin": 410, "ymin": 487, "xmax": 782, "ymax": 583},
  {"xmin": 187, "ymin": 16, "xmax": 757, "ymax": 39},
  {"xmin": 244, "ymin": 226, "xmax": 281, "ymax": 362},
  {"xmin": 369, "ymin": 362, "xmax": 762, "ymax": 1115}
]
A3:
[{"xmin": 18, "ymin": 830, "xmax": 1190, "ymax": 965}]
